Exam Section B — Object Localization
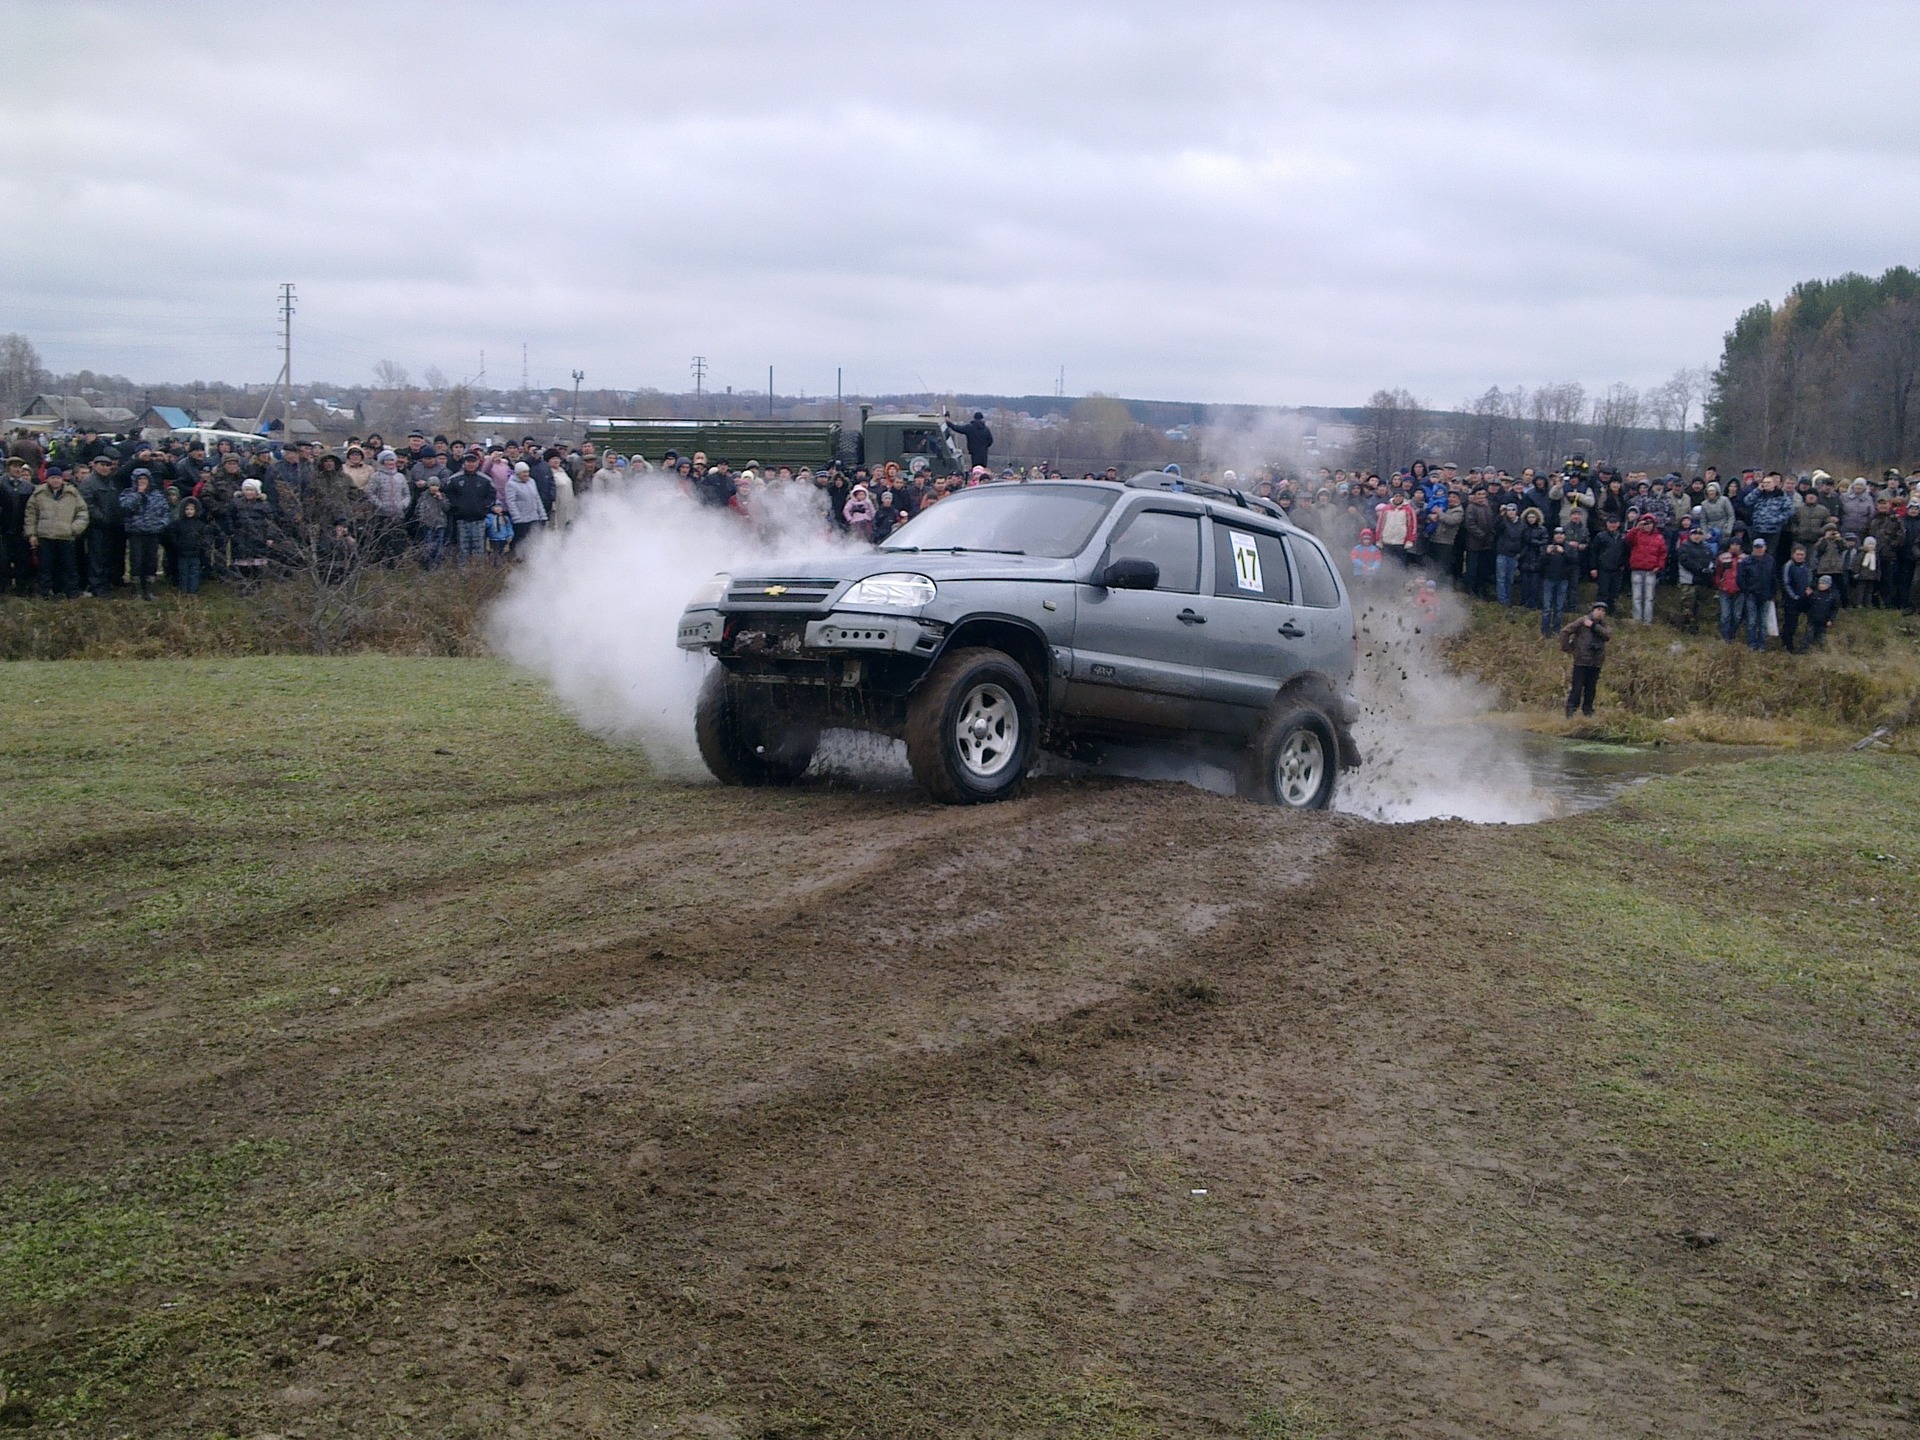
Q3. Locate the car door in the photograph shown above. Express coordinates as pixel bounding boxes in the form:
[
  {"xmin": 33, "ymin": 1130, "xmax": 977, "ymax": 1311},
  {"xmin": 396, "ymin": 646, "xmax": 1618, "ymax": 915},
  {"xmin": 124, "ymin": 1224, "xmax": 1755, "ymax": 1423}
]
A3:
[
  {"xmin": 1192, "ymin": 519, "xmax": 1316, "ymax": 737},
  {"xmin": 1063, "ymin": 504, "xmax": 1208, "ymax": 734},
  {"xmin": 1283, "ymin": 532, "xmax": 1355, "ymax": 681}
]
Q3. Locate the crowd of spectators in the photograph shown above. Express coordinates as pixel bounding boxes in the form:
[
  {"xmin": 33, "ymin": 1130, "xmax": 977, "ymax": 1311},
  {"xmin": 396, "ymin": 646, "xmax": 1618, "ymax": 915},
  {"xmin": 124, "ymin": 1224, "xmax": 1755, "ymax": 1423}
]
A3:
[
  {"xmin": 1275, "ymin": 457, "xmax": 1919, "ymax": 653},
  {"xmin": 5, "ymin": 425, "xmax": 1916, "ymax": 663}
]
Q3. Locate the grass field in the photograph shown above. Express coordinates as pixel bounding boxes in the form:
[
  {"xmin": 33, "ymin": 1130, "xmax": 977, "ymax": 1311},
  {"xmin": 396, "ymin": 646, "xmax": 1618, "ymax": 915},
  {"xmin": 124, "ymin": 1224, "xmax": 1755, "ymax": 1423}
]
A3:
[{"xmin": 4, "ymin": 656, "xmax": 1918, "ymax": 1437}]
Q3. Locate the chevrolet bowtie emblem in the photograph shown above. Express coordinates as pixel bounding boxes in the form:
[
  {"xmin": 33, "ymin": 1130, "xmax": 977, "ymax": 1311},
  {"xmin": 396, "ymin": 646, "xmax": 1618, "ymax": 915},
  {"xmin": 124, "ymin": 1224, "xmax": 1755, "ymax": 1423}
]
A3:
[{"xmin": 764, "ymin": 585, "xmax": 788, "ymax": 596}]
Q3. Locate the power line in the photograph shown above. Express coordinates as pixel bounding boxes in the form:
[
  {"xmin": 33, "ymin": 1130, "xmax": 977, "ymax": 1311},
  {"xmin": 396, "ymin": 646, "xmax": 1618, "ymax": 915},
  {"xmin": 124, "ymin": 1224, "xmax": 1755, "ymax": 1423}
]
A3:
[{"xmin": 691, "ymin": 355, "xmax": 707, "ymax": 403}]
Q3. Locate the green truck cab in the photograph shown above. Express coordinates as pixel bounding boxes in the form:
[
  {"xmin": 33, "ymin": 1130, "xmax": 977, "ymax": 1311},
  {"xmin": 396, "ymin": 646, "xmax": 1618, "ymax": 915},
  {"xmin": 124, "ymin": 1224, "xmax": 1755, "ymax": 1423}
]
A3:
[{"xmin": 586, "ymin": 408, "xmax": 968, "ymax": 476}]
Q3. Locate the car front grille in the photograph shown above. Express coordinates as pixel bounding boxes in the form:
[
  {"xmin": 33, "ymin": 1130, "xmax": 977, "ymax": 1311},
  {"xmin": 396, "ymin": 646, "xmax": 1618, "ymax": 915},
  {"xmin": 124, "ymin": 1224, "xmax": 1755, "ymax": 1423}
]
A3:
[{"xmin": 726, "ymin": 577, "xmax": 839, "ymax": 606}]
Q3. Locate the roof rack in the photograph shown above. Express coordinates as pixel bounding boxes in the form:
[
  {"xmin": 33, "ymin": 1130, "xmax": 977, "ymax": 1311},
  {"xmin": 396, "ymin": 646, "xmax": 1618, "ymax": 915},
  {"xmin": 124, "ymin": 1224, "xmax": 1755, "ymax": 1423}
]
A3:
[{"xmin": 1122, "ymin": 471, "xmax": 1289, "ymax": 522}]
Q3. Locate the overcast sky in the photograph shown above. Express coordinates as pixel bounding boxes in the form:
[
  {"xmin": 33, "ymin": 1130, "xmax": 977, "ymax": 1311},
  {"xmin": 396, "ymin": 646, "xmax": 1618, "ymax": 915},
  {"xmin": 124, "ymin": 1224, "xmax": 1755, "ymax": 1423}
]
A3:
[{"xmin": 3, "ymin": 0, "xmax": 1917, "ymax": 407}]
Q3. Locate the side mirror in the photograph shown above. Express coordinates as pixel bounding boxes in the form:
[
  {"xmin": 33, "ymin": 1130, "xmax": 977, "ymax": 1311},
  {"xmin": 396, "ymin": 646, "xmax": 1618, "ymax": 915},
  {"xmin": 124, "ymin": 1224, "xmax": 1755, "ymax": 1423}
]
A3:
[{"xmin": 1098, "ymin": 556, "xmax": 1160, "ymax": 590}]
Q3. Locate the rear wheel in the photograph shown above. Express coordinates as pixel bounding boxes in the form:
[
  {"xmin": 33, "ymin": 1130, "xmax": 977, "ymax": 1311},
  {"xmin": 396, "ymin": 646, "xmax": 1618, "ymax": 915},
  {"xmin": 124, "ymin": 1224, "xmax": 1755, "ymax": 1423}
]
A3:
[
  {"xmin": 904, "ymin": 647, "xmax": 1038, "ymax": 804},
  {"xmin": 1241, "ymin": 700, "xmax": 1339, "ymax": 809},
  {"xmin": 694, "ymin": 667, "xmax": 819, "ymax": 786}
]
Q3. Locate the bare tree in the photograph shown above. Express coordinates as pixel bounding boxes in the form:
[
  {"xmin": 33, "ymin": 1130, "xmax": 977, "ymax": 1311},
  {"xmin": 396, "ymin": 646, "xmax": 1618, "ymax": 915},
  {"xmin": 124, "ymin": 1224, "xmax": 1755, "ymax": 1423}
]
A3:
[
  {"xmin": 0, "ymin": 332, "xmax": 48, "ymax": 418},
  {"xmin": 1530, "ymin": 382, "xmax": 1586, "ymax": 470},
  {"xmin": 422, "ymin": 365, "xmax": 449, "ymax": 393},
  {"xmin": 1351, "ymin": 388, "xmax": 1427, "ymax": 476},
  {"xmin": 373, "ymin": 359, "xmax": 410, "ymax": 391},
  {"xmin": 1591, "ymin": 383, "xmax": 1643, "ymax": 468}
]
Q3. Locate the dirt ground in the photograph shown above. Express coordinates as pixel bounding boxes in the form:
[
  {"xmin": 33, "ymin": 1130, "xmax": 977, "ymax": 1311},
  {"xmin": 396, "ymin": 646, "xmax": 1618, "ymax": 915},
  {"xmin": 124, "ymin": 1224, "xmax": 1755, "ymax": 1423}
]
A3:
[{"xmin": 4, "ymin": 661, "xmax": 1916, "ymax": 1439}]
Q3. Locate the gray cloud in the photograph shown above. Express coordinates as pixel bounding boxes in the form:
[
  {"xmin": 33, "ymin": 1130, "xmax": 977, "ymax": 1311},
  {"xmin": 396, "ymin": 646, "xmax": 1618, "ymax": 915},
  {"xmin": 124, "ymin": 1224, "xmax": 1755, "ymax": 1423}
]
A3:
[{"xmin": 4, "ymin": 0, "xmax": 1917, "ymax": 404}]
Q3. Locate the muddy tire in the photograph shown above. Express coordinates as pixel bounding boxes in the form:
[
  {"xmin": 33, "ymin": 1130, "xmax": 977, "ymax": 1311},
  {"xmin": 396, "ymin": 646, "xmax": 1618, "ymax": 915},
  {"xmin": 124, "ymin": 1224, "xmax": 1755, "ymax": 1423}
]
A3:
[
  {"xmin": 904, "ymin": 647, "xmax": 1038, "ymax": 804},
  {"xmin": 695, "ymin": 668, "xmax": 819, "ymax": 787},
  {"xmin": 1241, "ymin": 700, "xmax": 1339, "ymax": 809}
]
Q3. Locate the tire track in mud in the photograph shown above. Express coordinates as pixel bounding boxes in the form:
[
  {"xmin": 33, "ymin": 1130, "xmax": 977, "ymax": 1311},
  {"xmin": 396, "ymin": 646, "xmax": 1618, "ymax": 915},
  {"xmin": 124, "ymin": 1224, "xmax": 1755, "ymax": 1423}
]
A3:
[{"xmin": 9, "ymin": 784, "xmax": 1846, "ymax": 1439}]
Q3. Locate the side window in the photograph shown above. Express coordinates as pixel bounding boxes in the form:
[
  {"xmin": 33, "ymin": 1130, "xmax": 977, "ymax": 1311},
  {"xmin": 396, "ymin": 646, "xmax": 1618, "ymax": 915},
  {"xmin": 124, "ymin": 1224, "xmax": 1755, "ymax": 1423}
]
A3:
[
  {"xmin": 1287, "ymin": 536, "xmax": 1341, "ymax": 609},
  {"xmin": 1211, "ymin": 522, "xmax": 1292, "ymax": 603},
  {"xmin": 1108, "ymin": 509, "xmax": 1201, "ymax": 593}
]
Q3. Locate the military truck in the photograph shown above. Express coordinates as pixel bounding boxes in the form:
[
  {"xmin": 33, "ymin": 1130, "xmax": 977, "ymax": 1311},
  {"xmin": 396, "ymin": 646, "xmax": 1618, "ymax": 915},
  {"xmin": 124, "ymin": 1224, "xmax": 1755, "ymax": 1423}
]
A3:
[{"xmin": 586, "ymin": 407, "xmax": 967, "ymax": 476}]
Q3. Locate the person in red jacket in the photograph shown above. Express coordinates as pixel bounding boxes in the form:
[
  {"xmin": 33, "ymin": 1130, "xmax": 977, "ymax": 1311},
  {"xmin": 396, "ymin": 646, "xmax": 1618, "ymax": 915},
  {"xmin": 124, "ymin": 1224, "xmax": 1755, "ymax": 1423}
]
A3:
[{"xmin": 1625, "ymin": 513, "xmax": 1669, "ymax": 625}]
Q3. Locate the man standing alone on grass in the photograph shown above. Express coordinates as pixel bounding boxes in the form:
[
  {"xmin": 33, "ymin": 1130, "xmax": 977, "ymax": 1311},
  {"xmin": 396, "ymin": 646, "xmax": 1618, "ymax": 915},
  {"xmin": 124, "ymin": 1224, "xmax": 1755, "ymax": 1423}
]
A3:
[{"xmin": 1560, "ymin": 600, "xmax": 1612, "ymax": 720}]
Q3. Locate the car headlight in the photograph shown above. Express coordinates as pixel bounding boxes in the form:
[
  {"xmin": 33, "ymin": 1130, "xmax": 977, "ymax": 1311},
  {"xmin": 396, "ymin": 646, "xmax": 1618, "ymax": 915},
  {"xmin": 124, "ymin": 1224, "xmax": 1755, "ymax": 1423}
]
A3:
[
  {"xmin": 686, "ymin": 572, "xmax": 730, "ymax": 607},
  {"xmin": 841, "ymin": 572, "xmax": 937, "ymax": 610}
]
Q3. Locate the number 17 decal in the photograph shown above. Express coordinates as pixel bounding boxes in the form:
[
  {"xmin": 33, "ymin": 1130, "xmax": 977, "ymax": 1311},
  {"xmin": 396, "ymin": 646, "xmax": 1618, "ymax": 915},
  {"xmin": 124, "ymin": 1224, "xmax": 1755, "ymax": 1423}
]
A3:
[{"xmin": 1229, "ymin": 530, "xmax": 1263, "ymax": 593}]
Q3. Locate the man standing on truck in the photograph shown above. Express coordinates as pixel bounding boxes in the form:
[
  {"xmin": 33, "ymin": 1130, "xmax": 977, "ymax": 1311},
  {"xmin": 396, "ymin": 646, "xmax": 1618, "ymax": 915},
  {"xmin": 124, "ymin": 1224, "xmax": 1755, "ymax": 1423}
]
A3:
[{"xmin": 948, "ymin": 411, "xmax": 993, "ymax": 470}]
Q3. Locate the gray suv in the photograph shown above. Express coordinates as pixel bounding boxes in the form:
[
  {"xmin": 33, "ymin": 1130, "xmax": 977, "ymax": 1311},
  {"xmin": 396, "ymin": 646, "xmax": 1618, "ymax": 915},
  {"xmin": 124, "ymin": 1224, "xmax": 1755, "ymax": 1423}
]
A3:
[{"xmin": 676, "ymin": 474, "xmax": 1361, "ymax": 806}]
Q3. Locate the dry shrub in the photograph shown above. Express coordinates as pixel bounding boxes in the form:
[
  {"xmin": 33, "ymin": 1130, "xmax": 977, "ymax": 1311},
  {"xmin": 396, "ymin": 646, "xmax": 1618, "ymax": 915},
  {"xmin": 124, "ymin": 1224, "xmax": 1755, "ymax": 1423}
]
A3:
[
  {"xmin": 1444, "ymin": 597, "xmax": 1920, "ymax": 740},
  {"xmin": 0, "ymin": 563, "xmax": 507, "ymax": 661}
]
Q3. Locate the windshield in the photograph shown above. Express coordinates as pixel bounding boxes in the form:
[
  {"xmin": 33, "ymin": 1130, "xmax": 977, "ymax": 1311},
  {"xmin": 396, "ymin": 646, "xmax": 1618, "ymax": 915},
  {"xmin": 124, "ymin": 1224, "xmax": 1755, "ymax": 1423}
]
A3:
[{"xmin": 881, "ymin": 483, "xmax": 1118, "ymax": 559}]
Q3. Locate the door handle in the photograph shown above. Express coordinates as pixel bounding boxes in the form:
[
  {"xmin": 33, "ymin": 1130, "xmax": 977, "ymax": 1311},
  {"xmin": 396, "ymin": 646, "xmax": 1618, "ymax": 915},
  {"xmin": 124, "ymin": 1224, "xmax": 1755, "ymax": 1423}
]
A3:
[
  {"xmin": 1277, "ymin": 621, "xmax": 1306, "ymax": 638},
  {"xmin": 1177, "ymin": 608, "xmax": 1207, "ymax": 625}
]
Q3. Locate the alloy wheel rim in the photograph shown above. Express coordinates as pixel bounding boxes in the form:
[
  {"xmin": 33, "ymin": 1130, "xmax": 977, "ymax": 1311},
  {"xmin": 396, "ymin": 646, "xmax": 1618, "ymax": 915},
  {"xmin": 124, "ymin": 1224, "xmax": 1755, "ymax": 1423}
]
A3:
[
  {"xmin": 1275, "ymin": 729, "xmax": 1325, "ymax": 806},
  {"xmin": 954, "ymin": 682, "xmax": 1019, "ymax": 779}
]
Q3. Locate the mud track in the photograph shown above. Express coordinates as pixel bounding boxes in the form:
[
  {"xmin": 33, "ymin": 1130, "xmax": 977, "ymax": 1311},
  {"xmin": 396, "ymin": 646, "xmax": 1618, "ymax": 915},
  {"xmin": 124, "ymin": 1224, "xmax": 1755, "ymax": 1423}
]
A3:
[{"xmin": 8, "ymin": 779, "xmax": 1895, "ymax": 1437}]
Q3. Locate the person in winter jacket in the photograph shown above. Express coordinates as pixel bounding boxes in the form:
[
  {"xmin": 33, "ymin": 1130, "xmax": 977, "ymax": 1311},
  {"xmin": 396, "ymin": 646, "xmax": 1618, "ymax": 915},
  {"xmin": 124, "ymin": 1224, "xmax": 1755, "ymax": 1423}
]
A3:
[
  {"xmin": 1712, "ymin": 540, "xmax": 1744, "ymax": 642},
  {"xmin": 1539, "ymin": 529, "xmax": 1577, "ymax": 636},
  {"xmin": 1493, "ymin": 502, "xmax": 1528, "ymax": 606},
  {"xmin": 1748, "ymin": 473, "xmax": 1797, "ymax": 553},
  {"xmin": 1804, "ymin": 573, "xmax": 1840, "ymax": 647},
  {"xmin": 1811, "ymin": 523, "xmax": 1849, "ymax": 604},
  {"xmin": 1560, "ymin": 601, "xmax": 1613, "ymax": 718},
  {"xmin": 24, "ymin": 465, "xmax": 89, "ymax": 597},
  {"xmin": 1515, "ymin": 507, "xmax": 1550, "ymax": 607},
  {"xmin": 1736, "ymin": 537, "xmax": 1777, "ymax": 650},
  {"xmin": 1866, "ymin": 501, "xmax": 1906, "ymax": 607},
  {"xmin": 78, "ymin": 452, "xmax": 125, "ymax": 595},
  {"xmin": 842, "ymin": 482, "xmax": 877, "ymax": 541},
  {"xmin": 1789, "ymin": 491, "xmax": 1830, "ymax": 550},
  {"xmin": 1462, "ymin": 488, "xmax": 1497, "ymax": 598},
  {"xmin": 1589, "ymin": 515, "xmax": 1629, "ymax": 613},
  {"xmin": 443, "ymin": 453, "xmax": 496, "ymax": 564},
  {"xmin": 1376, "ymin": 493, "xmax": 1419, "ymax": 565},
  {"xmin": 948, "ymin": 411, "xmax": 993, "ymax": 469},
  {"xmin": 226, "ymin": 477, "xmax": 280, "ymax": 592},
  {"xmin": 1836, "ymin": 477, "xmax": 1875, "ymax": 539},
  {"xmin": 169, "ymin": 495, "xmax": 211, "ymax": 593},
  {"xmin": 1624, "ymin": 514, "xmax": 1669, "ymax": 625},
  {"xmin": 0, "ymin": 455, "xmax": 35, "ymax": 595},
  {"xmin": 1778, "ymin": 543, "xmax": 1813, "ymax": 653},
  {"xmin": 504, "ymin": 461, "xmax": 548, "ymax": 549},
  {"xmin": 1698, "ymin": 481, "xmax": 1735, "ymax": 537},
  {"xmin": 484, "ymin": 501, "xmax": 515, "ymax": 560},
  {"xmin": 412, "ymin": 477, "xmax": 449, "ymax": 569},
  {"xmin": 365, "ymin": 449, "xmax": 411, "ymax": 523},
  {"xmin": 1850, "ymin": 535, "xmax": 1880, "ymax": 608},
  {"xmin": 1674, "ymin": 525, "xmax": 1716, "ymax": 630},
  {"xmin": 1902, "ymin": 499, "xmax": 1920, "ymax": 612},
  {"xmin": 118, "ymin": 468, "xmax": 172, "ymax": 600},
  {"xmin": 1349, "ymin": 527, "xmax": 1383, "ymax": 582}
]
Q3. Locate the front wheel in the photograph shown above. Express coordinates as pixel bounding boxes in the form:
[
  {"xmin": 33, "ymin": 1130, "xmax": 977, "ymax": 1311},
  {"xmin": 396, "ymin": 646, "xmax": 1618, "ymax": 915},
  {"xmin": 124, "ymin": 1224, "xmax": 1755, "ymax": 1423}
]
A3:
[
  {"xmin": 694, "ymin": 668, "xmax": 819, "ymax": 786},
  {"xmin": 1241, "ymin": 701, "xmax": 1339, "ymax": 809},
  {"xmin": 904, "ymin": 647, "xmax": 1038, "ymax": 804}
]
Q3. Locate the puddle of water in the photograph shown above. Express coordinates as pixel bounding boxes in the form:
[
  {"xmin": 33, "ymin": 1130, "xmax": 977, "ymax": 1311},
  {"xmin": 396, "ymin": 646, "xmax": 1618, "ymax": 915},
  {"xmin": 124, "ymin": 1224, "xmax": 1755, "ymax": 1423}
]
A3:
[{"xmin": 1505, "ymin": 731, "xmax": 1769, "ymax": 817}]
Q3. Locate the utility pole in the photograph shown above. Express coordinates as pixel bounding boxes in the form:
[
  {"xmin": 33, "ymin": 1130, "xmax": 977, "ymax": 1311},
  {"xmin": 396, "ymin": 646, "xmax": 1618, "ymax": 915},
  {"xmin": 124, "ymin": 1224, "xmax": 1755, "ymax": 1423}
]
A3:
[
  {"xmin": 252, "ymin": 283, "xmax": 296, "ymax": 436},
  {"xmin": 279, "ymin": 283, "xmax": 295, "ymax": 432},
  {"xmin": 1055, "ymin": 364, "xmax": 1065, "ymax": 399},
  {"xmin": 836, "ymin": 366, "xmax": 843, "ymax": 425},
  {"xmin": 768, "ymin": 365, "xmax": 774, "ymax": 418},
  {"xmin": 691, "ymin": 355, "xmax": 707, "ymax": 408},
  {"xmin": 521, "ymin": 342, "xmax": 529, "ymax": 396},
  {"xmin": 570, "ymin": 369, "xmax": 584, "ymax": 429}
]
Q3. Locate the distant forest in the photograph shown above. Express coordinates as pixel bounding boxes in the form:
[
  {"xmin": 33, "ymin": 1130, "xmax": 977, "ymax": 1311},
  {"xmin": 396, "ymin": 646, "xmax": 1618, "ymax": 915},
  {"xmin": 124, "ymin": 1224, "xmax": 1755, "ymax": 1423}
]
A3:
[{"xmin": 1701, "ymin": 266, "xmax": 1920, "ymax": 473}]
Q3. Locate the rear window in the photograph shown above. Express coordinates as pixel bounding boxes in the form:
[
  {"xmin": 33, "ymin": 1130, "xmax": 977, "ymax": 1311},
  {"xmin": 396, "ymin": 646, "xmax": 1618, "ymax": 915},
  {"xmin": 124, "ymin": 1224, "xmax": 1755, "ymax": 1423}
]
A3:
[
  {"xmin": 1211, "ymin": 522, "xmax": 1292, "ymax": 603},
  {"xmin": 1287, "ymin": 536, "xmax": 1342, "ymax": 609}
]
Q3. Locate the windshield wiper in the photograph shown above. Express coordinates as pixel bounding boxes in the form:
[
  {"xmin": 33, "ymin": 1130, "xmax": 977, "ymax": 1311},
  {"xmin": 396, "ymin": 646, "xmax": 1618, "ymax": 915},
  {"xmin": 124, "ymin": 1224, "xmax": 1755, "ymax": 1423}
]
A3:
[{"xmin": 884, "ymin": 545, "xmax": 1026, "ymax": 555}]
